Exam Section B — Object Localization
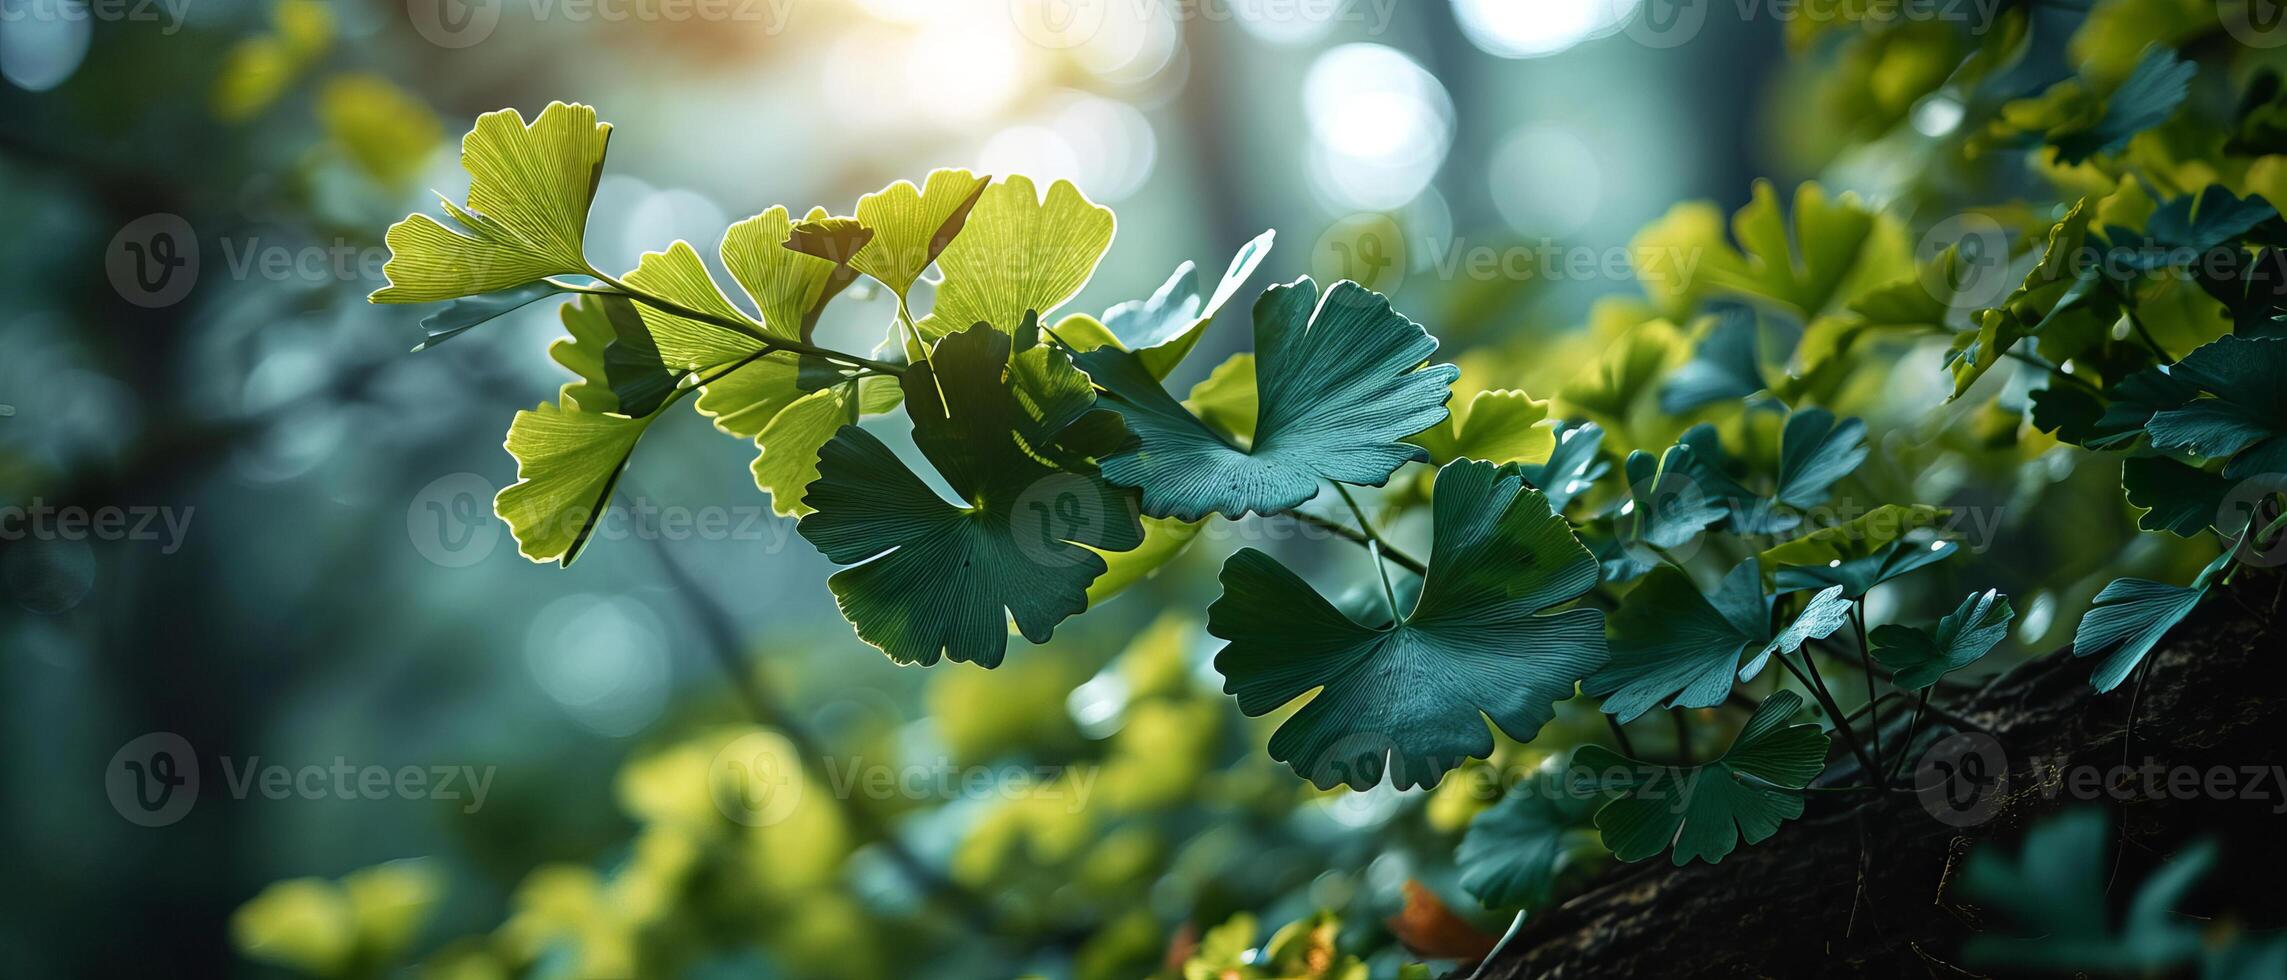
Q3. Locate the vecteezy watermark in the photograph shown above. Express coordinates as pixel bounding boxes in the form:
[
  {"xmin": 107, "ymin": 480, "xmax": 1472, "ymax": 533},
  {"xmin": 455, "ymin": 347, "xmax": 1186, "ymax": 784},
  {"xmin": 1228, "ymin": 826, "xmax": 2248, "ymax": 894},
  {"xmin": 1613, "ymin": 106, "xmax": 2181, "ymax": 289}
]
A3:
[
  {"xmin": 2221, "ymin": 0, "xmax": 2287, "ymax": 49},
  {"xmin": 106, "ymin": 733, "xmax": 495, "ymax": 826},
  {"xmin": 1008, "ymin": 0, "xmax": 1400, "ymax": 50},
  {"xmin": 407, "ymin": 473, "xmax": 802, "ymax": 568},
  {"xmin": 105, "ymin": 213, "xmax": 199, "ymax": 309},
  {"xmin": 1622, "ymin": 0, "xmax": 2006, "ymax": 48},
  {"xmin": 1914, "ymin": 731, "xmax": 2009, "ymax": 827},
  {"xmin": 0, "ymin": 498, "xmax": 194, "ymax": 555},
  {"xmin": 405, "ymin": 0, "xmax": 799, "ymax": 48},
  {"xmin": 0, "ymin": 0, "xmax": 190, "ymax": 35},
  {"xmin": 709, "ymin": 739, "xmax": 1098, "ymax": 827}
]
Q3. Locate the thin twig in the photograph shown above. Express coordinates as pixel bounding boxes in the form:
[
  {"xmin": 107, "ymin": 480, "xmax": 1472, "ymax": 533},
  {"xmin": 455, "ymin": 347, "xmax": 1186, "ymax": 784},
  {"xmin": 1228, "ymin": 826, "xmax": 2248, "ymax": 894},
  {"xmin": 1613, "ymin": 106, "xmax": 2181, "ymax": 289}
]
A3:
[{"xmin": 1289, "ymin": 509, "xmax": 1428, "ymax": 576}]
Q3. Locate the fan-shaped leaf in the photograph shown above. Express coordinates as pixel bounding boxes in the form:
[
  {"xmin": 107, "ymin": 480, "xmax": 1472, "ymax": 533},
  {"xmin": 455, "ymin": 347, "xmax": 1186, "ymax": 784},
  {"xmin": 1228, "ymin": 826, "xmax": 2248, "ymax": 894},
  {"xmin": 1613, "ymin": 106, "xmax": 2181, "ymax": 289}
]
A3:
[
  {"xmin": 1569, "ymin": 690, "xmax": 1829, "ymax": 865},
  {"xmin": 1078, "ymin": 277, "xmax": 1459, "ymax": 520},
  {"xmin": 2072, "ymin": 576, "xmax": 2205, "ymax": 692},
  {"xmin": 1873, "ymin": 589, "xmax": 2014, "ymax": 690},
  {"xmin": 796, "ymin": 325, "xmax": 1143, "ymax": 667},
  {"xmin": 373, "ymin": 102, "xmax": 610, "ymax": 303},
  {"xmin": 1089, "ymin": 229, "xmax": 1275, "ymax": 378},
  {"xmin": 1209, "ymin": 460, "xmax": 1605, "ymax": 790},
  {"xmin": 1456, "ymin": 765, "xmax": 1602, "ymax": 910},
  {"xmin": 916, "ymin": 176, "xmax": 1113, "ymax": 337}
]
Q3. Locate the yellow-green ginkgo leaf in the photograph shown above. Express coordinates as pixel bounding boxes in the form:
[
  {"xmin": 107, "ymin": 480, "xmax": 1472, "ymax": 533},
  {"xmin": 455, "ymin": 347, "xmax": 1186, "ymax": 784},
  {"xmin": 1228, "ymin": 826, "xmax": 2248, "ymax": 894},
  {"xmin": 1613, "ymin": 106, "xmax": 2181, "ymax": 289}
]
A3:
[
  {"xmin": 1409, "ymin": 389, "xmax": 1556, "ymax": 467},
  {"xmin": 1085, "ymin": 515, "xmax": 1205, "ymax": 608},
  {"xmin": 1703, "ymin": 180, "xmax": 1913, "ymax": 320},
  {"xmin": 373, "ymin": 102, "xmax": 611, "ymax": 303},
  {"xmin": 1184, "ymin": 352, "xmax": 1258, "ymax": 443},
  {"xmin": 917, "ymin": 176, "xmax": 1114, "ymax": 337},
  {"xmin": 721, "ymin": 205, "xmax": 849, "ymax": 342},
  {"xmin": 848, "ymin": 169, "xmax": 992, "ymax": 299},
  {"xmin": 496, "ymin": 403, "xmax": 651, "ymax": 566},
  {"xmin": 617, "ymin": 241, "xmax": 771, "ymax": 372},
  {"xmin": 749, "ymin": 377, "xmax": 902, "ymax": 518}
]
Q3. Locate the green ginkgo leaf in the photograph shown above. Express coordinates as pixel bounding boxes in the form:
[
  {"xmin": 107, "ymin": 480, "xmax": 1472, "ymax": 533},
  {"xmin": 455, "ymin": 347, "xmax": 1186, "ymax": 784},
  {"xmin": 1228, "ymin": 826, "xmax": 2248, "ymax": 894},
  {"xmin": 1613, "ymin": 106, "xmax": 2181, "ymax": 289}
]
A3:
[
  {"xmin": 1960, "ymin": 808, "xmax": 2215, "ymax": 972},
  {"xmin": 494, "ymin": 293, "xmax": 681, "ymax": 566},
  {"xmin": 2050, "ymin": 47, "xmax": 2196, "ymax": 164},
  {"xmin": 1528, "ymin": 421, "xmax": 1608, "ymax": 513},
  {"xmin": 846, "ymin": 169, "xmax": 991, "ymax": 299},
  {"xmin": 916, "ymin": 176, "xmax": 1114, "ymax": 337},
  {"xmin": 1409, "ymin": 389, "xmax": 1555, "ymax": 468},
  {"xmin": 1086, "ymin": 229, "xmax": 1275, "ymax": 379},
  {"xmin": 1456, "ymin": 764, "xmax": 1602, "ymax": 910},
  {"xmin": 1665, "ymin": 409, "xmax": 1867, "ymax": 533},
  {"xmin": 1701, "ymin": 181, "xmax": 1912, "ymax": 319},
  {"xmin": 1620, "ymin": 444, "xmax": 1728, "ymax": 551},
  {"xmin": 1084, "ymin": 515, "xmax": 1205, "ymax": 608},
  {"xmin": 1183, "ymin": 351, "xmax": 1258, "ymax": 442},
  {"xmin": 1077, "ymin": 277, "xmax": 1460, "ymax": 521},
  {"xmin": 747, "ymin": 377, "xmax": 902, "ymax": 518},
  {"xmin": 1762, "ymin": 503, "xmax": 1954, "ymax": 596},
  {"xmin": 2144, "ymin": 335, "xmax": 2287, "ymax": 478},
  {"xmin": 1659, "ymin": 307, "xmax": 1764, "ymax": 414},
  {"xmin": 2072, "ymin": 575, "xmax": 2206, "ymax": 692},
  {"xmin": 796, "ymin": 325, "xmax": 1143, "ymax": 667},
  {"xmin": 1587, "ymin": 560, "xmax": 1849, "ymax": 722},
  {"xmin": 1873, "ymin": 589, "xmax": 2014, "ymax": 690},
  {"xmin": 2121, "ymin": 455, "xmax": 2242, "ymax": 536},
  {"xmin": 496, "ymin": 404, "xmax": 649, "ymax": 566},
  {"xmin": 722, "ymin": 204, "xmax": 859, "ymax": 345},
  {"xmin": 1209, "ymin": 460, "xmax": 1606, "ymax": 790},
  {"xmin": 1946, "ymin": 199, "xmax": 2093, "ymax": 399},
  {"xmin": 373, "ymin": 102, "xmax": 611, "ymax": 303},
  {"xmin": 1569, "ymin": 690, "xmax": 1829, "ymax": 866}
]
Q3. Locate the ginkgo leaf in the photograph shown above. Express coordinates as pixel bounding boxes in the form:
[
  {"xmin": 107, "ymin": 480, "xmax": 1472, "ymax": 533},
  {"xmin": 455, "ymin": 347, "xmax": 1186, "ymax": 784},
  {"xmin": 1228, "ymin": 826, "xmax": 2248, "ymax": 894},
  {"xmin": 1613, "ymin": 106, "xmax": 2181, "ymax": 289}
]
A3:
[
  {"xmin": 1528, "ymin": 421, "xmax": 1608, "ymax": 513},
  {"xmin": 1771, "ymin": 408, "xmax": 1869, "ymax": 508},
  {"xmin": 2144, "ymin": 336, "xmax": 2287, "ymax": 478},
  {"xmin": 373, "ymin": 102, "xmax": 611, "ymax": 303},
  {"xmin": 1873, "ymin": 589, "xmax": 2013, "ymax": 690},
  {"xmin": 721, "ymin": 205, "xmax": 853, "ymax": 343},
  {"xmin": 795, "ymin": 325, "xmax": 1143, "ymax": 667},
  {"xmin": 1619, "ymin": 445, "xmax": 1727, "ymax": 550},
  {"xmin": 1960, "ymin": 808, "xmax": 2215, "ymax": 973},
  {"xmin": 1209, "ymin": 460, "xmax": 1606, "ymax": 790},
  {"xmin": 1084, "ymin": 515, "xmax": 1204, "ymax": 608},
  {"xmin": 2050, "ymin": 47, "xmax": 2196, "ymax": 164},
  {"xmin": 1184, "ymin": 351, "xmax": 1258, "ymax": 442},
  {"xmin": 1087, "ymin": 229, "xmax": 1275, "ymax": 379},
  {"xmin": 1659, "ymin": 307, "xmax": 1764, "ymax": 414},
  {"xmin": 1456, "ymin": 765, "xmax": 1602, "ymax": 910},
  {"xmin": 2141, "ymin": 186, "xmax": 2278, "ymax": 257},
  {"xmin": 748, "ymin": 377, "xmax": 902, "ymax": 518},
  {"xmin": 2191, "ymin": 245, "xmax": 2287, "ymax": 335},
  {"xmin": 1077, "ymin": 277, "xmax": 1459, "ymax": 521},
  {"xmin": 1569, "ymin": 690, "xmax": 1829, "ymax": 866},
  {"xmin": 916, "ymin": 176, "xmax": 1114, "ymax": 337},
  {"xmin": 1587, "ymin": 560, "xmax": 1849, "ymax": 721},
  {"xmin": 2122, "ymin": 455, "xmax": 2242, "ymax": 536},
  {"xmin": 846, "ymin": 168, "xmax": 991, "ymax": 299},
  {"xmin": 550, "ymin": 293, "xmax": 666, "ymax": 415},
  {"xmin": 496, "ymin": 404, "xmax": 649, "ymax": 566},
  {"xmin": 1947, "ymin": 200, "xmax": 2094, "ymax": 399},
  {"xmin": 2072, "ymin": 576, "xmax": 2206, "ymax": 692},
  {"xmin": 411, "ymin": 281, "xmax": 563, "ymax": 351},
  {"xmin": 1701, "ymin": 181, "xmax": 1912, "ymax": 320},
  {"xmin": 1762, "ymin": 504, "xmax": 1955, "ymax": 596},
  {"xmin": 1408, "ymin": 389, "xmax": 1555, "ymax": 467}
]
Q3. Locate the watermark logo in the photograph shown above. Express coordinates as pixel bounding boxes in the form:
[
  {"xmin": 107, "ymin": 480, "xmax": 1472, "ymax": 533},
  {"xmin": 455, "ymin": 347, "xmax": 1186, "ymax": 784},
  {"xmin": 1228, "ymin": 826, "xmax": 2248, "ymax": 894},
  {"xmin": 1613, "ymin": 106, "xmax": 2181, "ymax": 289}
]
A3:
[
  {"xmin": 1624, "ymin": 0, "xmax": 1707, "ymax": 47},
  {"xmin": 2222, "ymin": 0, "xmax": 2287, "ymax": 48},
  {"xmin": 1918, "ymin": 212, "xmax": 2014, "ymax": 312},
  {"xmin": 407, "ymin": 0, "xmax": 502, "ymax": 46},
  {"xmin": 106, "ymin": 213, "xmax": 198, "ymax": 308},
  {"xmin": 2219, "ymin": 475, "xmax": 2287, "ymax": 568},
  {"xmin": 711, "ymin": 730, "xmax": 805, "ymax": 827},
  {"xmin": 408, "ymin": 473, "xmax": 502, "ymax": 568},
  {"xmin": 1914, "ymin": 731, "xmax": 2008, "ymax": 827},
  {"xmin": 106, "ymin": 732, "xmax": 200, "ymax": 828},
  {"xmin": 1011, "ymin": 472, "xmax": 1131, "ymax": 568},
  {"xmin": 1313, "ymin": 213, "xmax": 1408, "ymax": 299}
]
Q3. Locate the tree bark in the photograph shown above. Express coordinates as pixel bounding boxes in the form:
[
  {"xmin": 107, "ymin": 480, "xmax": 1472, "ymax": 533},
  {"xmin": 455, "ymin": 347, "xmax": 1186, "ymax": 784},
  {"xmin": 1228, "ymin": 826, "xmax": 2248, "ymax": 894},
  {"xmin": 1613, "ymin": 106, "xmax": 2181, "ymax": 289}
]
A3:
[{"xmin": 1474, "ymin": 577, "xmax": 2287, "ymax": 978}]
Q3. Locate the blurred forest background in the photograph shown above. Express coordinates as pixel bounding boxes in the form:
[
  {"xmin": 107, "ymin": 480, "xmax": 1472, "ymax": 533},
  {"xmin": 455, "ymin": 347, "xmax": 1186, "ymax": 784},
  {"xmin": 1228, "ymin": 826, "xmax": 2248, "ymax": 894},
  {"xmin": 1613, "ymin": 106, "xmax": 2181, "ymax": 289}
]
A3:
[{"xmin": 0, "ymin": 0, "xmax": 2073, "ymax": 977}]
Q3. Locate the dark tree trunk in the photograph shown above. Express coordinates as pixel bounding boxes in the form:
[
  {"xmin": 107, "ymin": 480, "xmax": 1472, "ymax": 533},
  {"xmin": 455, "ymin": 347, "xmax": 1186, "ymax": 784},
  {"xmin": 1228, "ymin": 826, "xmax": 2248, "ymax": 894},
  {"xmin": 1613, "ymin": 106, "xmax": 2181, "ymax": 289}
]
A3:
[{"xmin": 1474, "ymin": 578, "xmax": 2287, "ymax": 978}]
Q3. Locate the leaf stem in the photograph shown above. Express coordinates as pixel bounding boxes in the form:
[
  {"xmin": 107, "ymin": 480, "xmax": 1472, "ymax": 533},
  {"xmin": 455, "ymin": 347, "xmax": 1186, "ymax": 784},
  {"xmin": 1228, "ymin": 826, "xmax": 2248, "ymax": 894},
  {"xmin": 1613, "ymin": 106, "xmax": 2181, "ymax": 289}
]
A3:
[
  {"xmin": 1850, "ymin": 601, "xmax": 1885, "ymax": 777},
  {"xmin": 1780, "ymin": 652, "xmax": 1883, "ymax": 783},
  {"xmin": 2000, "ymin": 350, "xmax": 2102, "ymax": 393},
  {"xmin": 1293, "ymin": 500, "xmax": 1429, "ymax": 576},
  {"xmin": 576, "ymin": 268, "xmax": 906, "ymax": 376},
  {"xmin": 1605, "ymin": 714, "xmax": 1639, "ymax": 759}
]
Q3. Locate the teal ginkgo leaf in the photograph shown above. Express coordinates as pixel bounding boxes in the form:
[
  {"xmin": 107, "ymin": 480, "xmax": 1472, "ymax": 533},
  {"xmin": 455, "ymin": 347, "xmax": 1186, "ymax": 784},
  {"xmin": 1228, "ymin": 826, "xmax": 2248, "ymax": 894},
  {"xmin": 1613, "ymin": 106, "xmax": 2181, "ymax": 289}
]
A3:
[
  {"xmin": 1209, "ymin": 460, "xmax": 1606, "ymax": 790},
  {"xmin": 1764, "ymin": 504, "xmax": 1958, "ymax": 596},
  {"xmin": 1619, "ymin": 444, "xmax": 1728, "ymax": 550},
  {"xmin": 373, "ymin": 102, "xmax": 611, "ymax": 304},
  {"xmin": 1569, "ymin": 690, "xmax": 1829, "ymax": 866},
  {"xmin": 1527, "ymin": 421, "xmax": 1608, "ymax": 514},
  {"xmin": 1086, "ymin": 229, "xmax": 1275, "ymax": 379},
  {"xmin": 1659, "ymin": 307, "xmax": 1764, "ymax": 414},
  {"xmin": 1456, "ymin": 764, "xmax": 1602, "ymax": 910},
  {"xmin": 2050, "ymin": 47, "xmax": 2196, "ymax": 165},
  {"xmin": 1960, "ymin": 808, "xmax": 2215, "ymax": 973},
  {"xmin": 796, "ymin": 324, "xmax": 1143, "ymax": 667},
  {"xmin": 1076, "ymin": 277, "xmax": 1460, "ymax": 521},
  {"xmin": 2144, "ymin": 336, "xmax": 2287, "ymax": 479},
  {"xmin": 2071, "ymin": 575, "xmax": 2207, "ymax": 692},
  {"xmin": 1586, "ymin": 560, "xmax": 1849, "ymax": 722},
  {"xmin": 1872, "ymin": 589, "xmax": 2013, "ymax": 690},
  {"xmin": 2122, "ymin": 455, "xmax": 2244, "ymax": 537},
  {"xmin": 1668, "ymin": 409, "xmax": 1867, "ymax": 533},
  {"xmin": 410, "ymin": 281, "xmax": 564, "ymax": 351}
]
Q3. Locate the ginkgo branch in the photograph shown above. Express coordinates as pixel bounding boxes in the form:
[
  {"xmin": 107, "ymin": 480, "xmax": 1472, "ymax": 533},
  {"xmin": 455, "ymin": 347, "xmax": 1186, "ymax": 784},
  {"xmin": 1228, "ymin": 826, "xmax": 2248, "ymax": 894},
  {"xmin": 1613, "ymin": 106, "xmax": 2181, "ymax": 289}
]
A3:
[{"xmin": 567, "ymin": 269, "xmax": 907, "ymax": 376}]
